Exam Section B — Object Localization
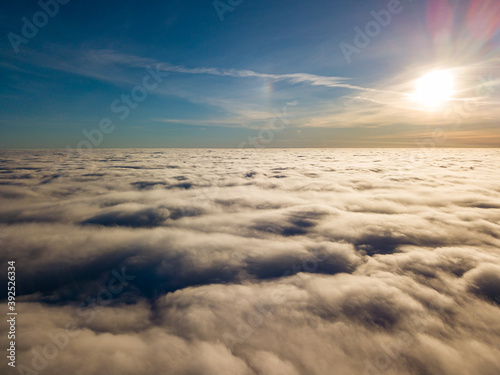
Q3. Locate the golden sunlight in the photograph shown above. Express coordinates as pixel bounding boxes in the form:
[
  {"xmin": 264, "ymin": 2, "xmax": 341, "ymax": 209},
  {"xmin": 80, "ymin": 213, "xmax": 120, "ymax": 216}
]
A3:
[{"xmin": 412, "ymin": 70, "xmax": 455, "ymax": 110}]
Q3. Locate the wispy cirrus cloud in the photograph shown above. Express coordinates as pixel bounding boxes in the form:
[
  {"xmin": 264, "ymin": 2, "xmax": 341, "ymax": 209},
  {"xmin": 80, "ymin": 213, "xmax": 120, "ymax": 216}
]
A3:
[
  {"xmin": 69, "ymin": 50, "xmax": 500, "ymax": 131},
  {"xmin": 151, "ymin": 62, "xmax": 397, "ymax": 94},
  {"xmin": 7, "ymin": 48, "xmax": 500, "ymax": 136}
]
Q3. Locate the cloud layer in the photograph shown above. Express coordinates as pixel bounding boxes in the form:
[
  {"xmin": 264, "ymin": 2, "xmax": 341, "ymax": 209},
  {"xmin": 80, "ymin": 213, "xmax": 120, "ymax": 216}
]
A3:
[{"xmin": 1, "ymin": 148, "xmax": 500, "ymax": 374}]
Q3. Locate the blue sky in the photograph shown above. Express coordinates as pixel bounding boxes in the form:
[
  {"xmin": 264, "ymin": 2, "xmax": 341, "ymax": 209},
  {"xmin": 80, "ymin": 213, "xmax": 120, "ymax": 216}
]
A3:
[{"xmin": 1, "ymin": 0, "xmax": 499, "ymax": 148}]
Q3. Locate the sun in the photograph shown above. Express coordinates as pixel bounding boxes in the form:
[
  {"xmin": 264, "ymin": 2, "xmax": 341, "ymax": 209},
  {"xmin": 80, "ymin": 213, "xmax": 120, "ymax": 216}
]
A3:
[{"xmin": 412, "ymin": 70, "xmax": 455, "ymax": 110}]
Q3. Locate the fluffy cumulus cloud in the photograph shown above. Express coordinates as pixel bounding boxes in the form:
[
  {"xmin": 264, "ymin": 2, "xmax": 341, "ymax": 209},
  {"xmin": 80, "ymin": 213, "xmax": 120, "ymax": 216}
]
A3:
[{"xmin": 0, "ymin": 148, "xmax": 500, "ymax": 375}]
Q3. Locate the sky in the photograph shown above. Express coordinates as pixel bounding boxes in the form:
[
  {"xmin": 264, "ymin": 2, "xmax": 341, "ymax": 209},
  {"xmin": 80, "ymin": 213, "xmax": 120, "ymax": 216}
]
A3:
[{"xmin": 1, "ymin": 0, "xmax": 499, "ymax": 148}]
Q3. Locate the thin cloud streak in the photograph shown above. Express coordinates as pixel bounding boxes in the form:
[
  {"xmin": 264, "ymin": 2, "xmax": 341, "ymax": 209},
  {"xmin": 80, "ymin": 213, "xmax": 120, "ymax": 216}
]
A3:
[{"xmin": 8, "ymin": 48, "xmax": 499, "ymax": 135}]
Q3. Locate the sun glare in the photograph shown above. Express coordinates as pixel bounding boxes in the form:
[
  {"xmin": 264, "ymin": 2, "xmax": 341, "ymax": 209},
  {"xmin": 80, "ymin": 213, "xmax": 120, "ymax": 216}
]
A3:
[{"xmin": 412, "ymin": 70, "xmax": 455, "ymax": 110}]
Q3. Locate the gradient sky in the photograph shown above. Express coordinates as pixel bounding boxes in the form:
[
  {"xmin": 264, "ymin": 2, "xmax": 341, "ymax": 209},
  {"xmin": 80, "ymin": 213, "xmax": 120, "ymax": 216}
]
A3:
[{"xmin": 1, "ymin": 0, "xmax": 499, "ymax": 148}]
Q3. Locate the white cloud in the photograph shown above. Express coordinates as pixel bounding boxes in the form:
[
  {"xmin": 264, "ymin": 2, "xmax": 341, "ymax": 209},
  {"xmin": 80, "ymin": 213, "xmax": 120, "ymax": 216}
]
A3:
[{"xmin": 1, "ymin": 149, "xmax": 499, "ymax": 374}]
